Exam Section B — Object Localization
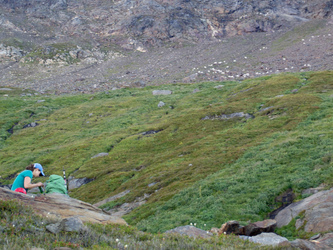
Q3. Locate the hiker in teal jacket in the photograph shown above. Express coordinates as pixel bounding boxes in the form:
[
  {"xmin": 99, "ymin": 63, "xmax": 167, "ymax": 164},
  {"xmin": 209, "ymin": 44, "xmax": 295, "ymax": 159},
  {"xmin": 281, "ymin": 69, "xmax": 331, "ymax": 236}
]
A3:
[{"xmin": 11, "ymin": 163, "xmax": 45, "ymax": 194}]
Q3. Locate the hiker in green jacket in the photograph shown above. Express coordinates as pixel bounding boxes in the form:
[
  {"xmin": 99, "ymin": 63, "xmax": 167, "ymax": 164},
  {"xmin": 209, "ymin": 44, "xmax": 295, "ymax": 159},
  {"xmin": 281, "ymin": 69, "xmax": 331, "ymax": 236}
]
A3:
[{"xmin": 11, "ymin": 163, "xmax": 45, "ymax": 194}]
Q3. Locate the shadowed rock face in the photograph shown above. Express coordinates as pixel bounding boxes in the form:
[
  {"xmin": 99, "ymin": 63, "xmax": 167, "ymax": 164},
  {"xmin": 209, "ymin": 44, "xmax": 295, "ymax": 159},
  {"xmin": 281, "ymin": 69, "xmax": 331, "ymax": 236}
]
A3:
[{"xmin": 0, "ymin": 187, "xmax": 127, "ymax": 225}]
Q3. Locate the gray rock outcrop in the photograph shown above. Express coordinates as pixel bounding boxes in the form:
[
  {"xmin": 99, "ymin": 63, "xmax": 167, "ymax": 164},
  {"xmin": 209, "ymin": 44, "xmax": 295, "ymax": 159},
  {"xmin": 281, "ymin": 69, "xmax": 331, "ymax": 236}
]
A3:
[
  {"xmin": 94, "ymin": 190, "xmax": 131, "ymax": 207},
  {"xmin": 46, "ymin": 217, "xmax": 86, "ymax": 234},
  {"xmin": 2, "ymin": 0, "xmax": 331, "ymax": 46},
  {"xmin": 0, "ymin": 187, "xmax": 127, "ymax": 225},
  {"xmin": 247, "ymin": 233, "xmax": 289, "ymax": 246},
  {"xmin": 275, "ymin": 187, "xmax": 333, "ymax": 233},
  {"xmin": 201, "ymin": 112, "xmax": 254, "ymax": 121},
  {"xmin": 68, "ymin": 177, "xmax": 94, "ymax": 190},
  {"xmin": 165, "ymin": 225, "xmax": 213, "ymax": 239},
  {"xmin": 91, "ymin": 152, "xmax": 109, "ymax": 159}
]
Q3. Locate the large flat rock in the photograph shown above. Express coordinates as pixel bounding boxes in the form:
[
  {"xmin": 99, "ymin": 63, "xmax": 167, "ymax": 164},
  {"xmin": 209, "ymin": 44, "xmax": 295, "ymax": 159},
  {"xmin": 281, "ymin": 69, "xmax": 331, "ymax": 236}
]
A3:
[
  {"xmin": 275, "ymin": 188, "xmax": 333, "ymax": 233},
  {"xmin": 0, "ymin": 187, "xmax": 127, "ymax": 225}
]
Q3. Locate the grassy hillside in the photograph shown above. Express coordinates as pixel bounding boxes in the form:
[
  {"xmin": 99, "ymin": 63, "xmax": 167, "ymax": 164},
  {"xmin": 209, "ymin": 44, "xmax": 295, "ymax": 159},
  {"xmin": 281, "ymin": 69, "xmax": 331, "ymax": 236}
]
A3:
[{"xmin": 1, "ymin": 71, "xmax": 332, "ymax": 234}]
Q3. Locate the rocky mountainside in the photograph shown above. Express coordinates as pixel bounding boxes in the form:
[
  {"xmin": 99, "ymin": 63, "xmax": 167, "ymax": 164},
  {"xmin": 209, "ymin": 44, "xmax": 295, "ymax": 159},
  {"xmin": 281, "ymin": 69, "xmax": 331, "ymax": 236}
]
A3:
[
  {"xmin": 0, "ymin": 0, "xmax": 332, "ymax": 47},
  {"xmin": 0, "ymin": 0, "xmax": 332, "ymax": 94}
]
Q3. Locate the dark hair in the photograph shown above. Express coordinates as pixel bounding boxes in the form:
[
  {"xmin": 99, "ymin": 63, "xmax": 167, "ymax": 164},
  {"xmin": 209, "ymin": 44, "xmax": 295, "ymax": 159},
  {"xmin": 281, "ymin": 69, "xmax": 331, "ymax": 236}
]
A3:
[{"xmin": 25, "ymin": 164, "xmax": 34, "ymax": 171}]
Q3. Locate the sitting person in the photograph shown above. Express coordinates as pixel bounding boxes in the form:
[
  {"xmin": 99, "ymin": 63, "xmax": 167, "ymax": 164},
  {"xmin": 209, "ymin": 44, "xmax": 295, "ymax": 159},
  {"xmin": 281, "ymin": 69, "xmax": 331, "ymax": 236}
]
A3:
[{"xmin": 11, "ymin": 163, "xmax": 45, "ymax": 194}]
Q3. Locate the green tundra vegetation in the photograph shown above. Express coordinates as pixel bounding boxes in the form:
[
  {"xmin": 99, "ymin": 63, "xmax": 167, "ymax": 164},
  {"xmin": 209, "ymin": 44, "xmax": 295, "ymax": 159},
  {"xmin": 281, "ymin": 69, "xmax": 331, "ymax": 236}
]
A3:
[
  {"xmin": 0, "ymin": 71, "xmax": 332, "ymax": 238},
  {"xmin": 0, "ymin": 199, "xmax": 261, "ymax": 249}
]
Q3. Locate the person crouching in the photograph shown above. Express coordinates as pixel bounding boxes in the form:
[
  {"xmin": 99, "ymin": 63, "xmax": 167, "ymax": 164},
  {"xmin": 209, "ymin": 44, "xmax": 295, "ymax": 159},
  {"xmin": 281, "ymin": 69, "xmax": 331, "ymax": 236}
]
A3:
[{"xmin": 11, "ymin": 163, "xmax": 45, "ymax": 194}]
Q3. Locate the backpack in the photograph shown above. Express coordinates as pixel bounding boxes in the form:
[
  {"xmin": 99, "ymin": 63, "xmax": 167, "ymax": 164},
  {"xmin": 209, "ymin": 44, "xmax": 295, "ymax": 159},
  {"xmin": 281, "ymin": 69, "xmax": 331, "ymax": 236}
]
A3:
[{"xmin": 45, "ymin": 174, "xmax": 68, "ymax": 194}]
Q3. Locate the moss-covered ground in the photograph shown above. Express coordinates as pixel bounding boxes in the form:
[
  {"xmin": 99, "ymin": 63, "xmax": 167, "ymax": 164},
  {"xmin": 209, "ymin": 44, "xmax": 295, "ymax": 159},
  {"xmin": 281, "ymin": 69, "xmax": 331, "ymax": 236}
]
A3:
[{"xmin": 0, "ymin": 71, "xmax": 332, "ymax": 235}]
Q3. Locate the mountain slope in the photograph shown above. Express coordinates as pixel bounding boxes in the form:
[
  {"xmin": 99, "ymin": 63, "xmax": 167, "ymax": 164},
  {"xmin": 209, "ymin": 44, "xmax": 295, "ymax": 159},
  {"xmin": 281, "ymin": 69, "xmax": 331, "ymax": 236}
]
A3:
[
  {"xmin": 1, "ymin": 71, "xmax": 332, "ymax": 233},
  {"xmin": 0, "ymin": 0, "xmax": 332, "ymax": 94}
]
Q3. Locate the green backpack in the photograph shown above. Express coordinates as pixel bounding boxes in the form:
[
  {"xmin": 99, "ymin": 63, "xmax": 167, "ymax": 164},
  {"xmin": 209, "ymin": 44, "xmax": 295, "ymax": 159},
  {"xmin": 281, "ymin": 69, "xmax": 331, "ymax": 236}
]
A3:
[{"xmin": 45, "ymin": 174, "xmax": 68, "ymax": 195}]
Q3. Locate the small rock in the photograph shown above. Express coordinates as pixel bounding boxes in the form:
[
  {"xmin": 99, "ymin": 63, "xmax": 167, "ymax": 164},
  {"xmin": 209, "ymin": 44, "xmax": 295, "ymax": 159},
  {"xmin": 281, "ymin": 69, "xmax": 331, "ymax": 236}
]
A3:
[
  {"xmin": 0, "ymin": 88, "xmax": 12, "ymax": 91},
  {"xmin": 23, "ymin": 122, "xmax": 39, "ymax": 129},
  {"xmin": 291, "ymin": 89, "xmax": 298, "ymax": 93},
  {"xmin": 192, "ymin": 88, "xmax": 200, "ymax": 93},
  {"xmin": 148, "ymin": 182, "xmax": 157, "ymax": 187},
  {"xmin": 91, "ymin": 152, "xmax": 109, "ymax": 159},
  {"xmin": 152, "ymin": 90, "xmax": 172, "ymax": 95},
  {"xmin": 158, "ymin": 101, "xmax": 165, "ymax": 107},
  {"xmin": 37, "ymin": 100, "xmax": 45, "ymax": 103},
  {"xmin": 214, "ymin": 85, "xmax": 224, "ymax": 89}
]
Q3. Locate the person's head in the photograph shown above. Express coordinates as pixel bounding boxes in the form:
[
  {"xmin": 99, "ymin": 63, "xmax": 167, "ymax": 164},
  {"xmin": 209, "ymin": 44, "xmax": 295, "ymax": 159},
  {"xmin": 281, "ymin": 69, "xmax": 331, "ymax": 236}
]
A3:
[{"xmin": 26, "ymin": 163, "xmax": 45, "ymax": 177}]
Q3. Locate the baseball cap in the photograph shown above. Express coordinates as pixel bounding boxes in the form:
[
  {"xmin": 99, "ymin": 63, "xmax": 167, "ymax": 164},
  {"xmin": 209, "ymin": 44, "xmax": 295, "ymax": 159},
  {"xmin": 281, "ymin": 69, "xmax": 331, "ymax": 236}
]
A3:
[{"xmin": 34, "ymin": 163, "xmax": 45, "ymax": 176}]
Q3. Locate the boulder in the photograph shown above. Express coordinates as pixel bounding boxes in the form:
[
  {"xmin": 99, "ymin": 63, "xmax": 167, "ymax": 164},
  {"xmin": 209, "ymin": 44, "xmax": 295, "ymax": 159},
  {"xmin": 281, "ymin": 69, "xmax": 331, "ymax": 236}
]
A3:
[
  {"xmin": 219, "ymin": 220, "xmax": 243, "ymax": 235},
  {"xmin": 275, "ymin": 188, "xmax": 333, "ymax": 233},
  {"xmin": 249, "ymin": 233, "xmax": 289, "ymax": 246},
  {"xmin": 152, "ymin": 90, "xmax": 172, "ymax": 95},
  {"xmin": 165, "ymin": 225, "xmax": 212, "ymax": 239},
  {"xmin": 0, "ymin": 187, "xmax": 127, "ymax": 225},
  {"xmin": 46, "ymin": 216, "xmax": 85, "ymax": 234},
  {"xmin": 243, "ymin": 219, "xmax": 277, "ymax": 236}
]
